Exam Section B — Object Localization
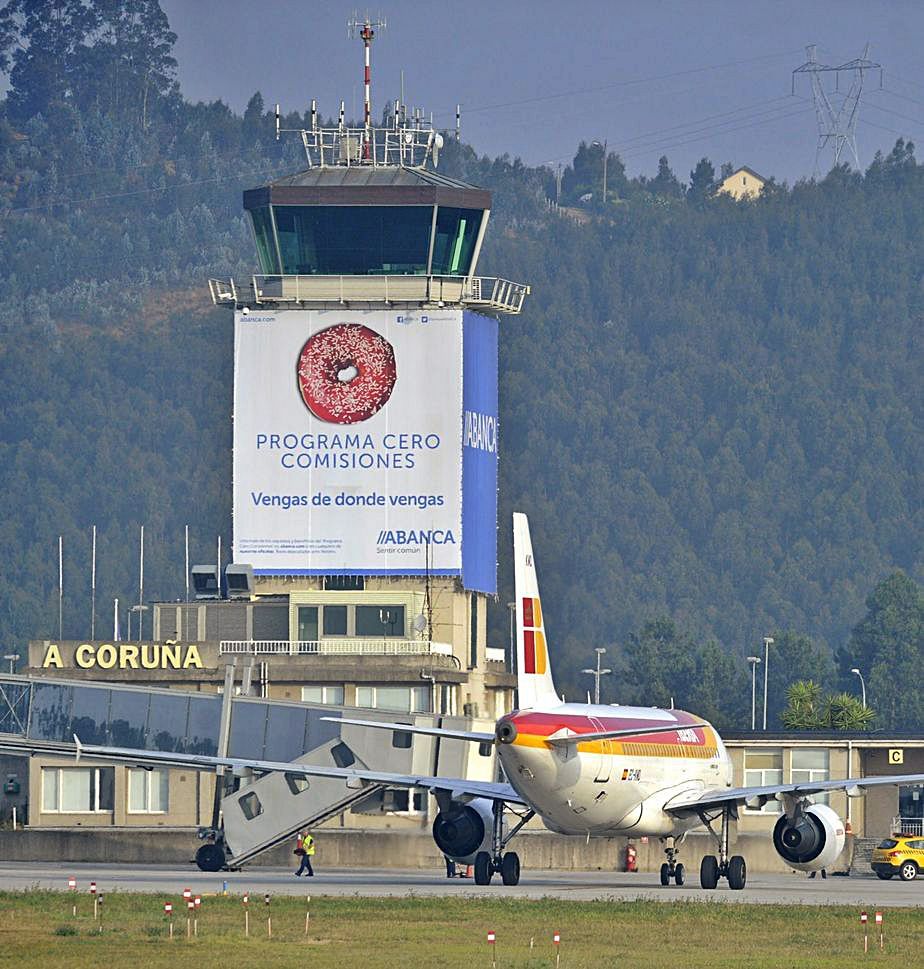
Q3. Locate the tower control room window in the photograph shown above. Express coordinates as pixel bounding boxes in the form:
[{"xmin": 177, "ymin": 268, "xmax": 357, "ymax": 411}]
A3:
[
  {"xmin": 249, "ymin": 206, "xmax": 280, "ymax": 274},
  {"xmin": 430, "ymin": 207, "xmax": 482, "ymax": 275},
  {"xmin": 744, "ymin": 749, "xmax": 783, "ymax": 814},
  {"xmin": 273, "ymin": 206, "xmax": 431, "ymax": 275}
]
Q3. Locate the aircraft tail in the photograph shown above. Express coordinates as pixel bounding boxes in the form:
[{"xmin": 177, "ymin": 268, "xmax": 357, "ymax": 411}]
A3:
[{"xmin": 513, "ymin": 513, "xmax": 559, "ymax": 710}]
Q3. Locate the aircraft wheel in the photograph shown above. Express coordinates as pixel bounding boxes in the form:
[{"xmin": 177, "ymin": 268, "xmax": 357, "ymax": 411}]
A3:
[
  {"xmin": 700, "ymin": 855, "xmax": 719, "ymax": 889},
  {"xmin": 727, "ymin": 855, "xmax": 747, "ymax": 890},
  {"xmin": 674, "ymin": 862, "xmax": 685, "ymax": 886},
  {"xmin": 474, "ymin": 851, "xmax": 493, "ymax": 885},
  {"xmin": 195, "ymin": 843, "xmax": 225, "ymax": 872},
  {"xmin": 500, "ymin": 852, "xmax": 521, "ymax": 886},
  {"xmin": 659, "ymin": 863, "xmax": 671, "ymax": 886}
]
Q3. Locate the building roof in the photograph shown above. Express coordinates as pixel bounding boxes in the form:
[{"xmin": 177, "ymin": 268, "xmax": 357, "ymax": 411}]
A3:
[
  {"xmin": 244, "ymin": 165, "xmax": 491, "ymax": 210},
  {"xmin": 723, "ymin": 165, "xmax": 766, "ymax": 183}
]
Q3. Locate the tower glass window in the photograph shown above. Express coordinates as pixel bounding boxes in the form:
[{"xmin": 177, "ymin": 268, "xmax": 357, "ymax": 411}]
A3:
[
  {"xmin": 273, "ymin": 206, "xmax": 432, "ymax": 275},
  {"xmin": 249, "ymin": 206, "xmax": 279, "ymax": 274},
  {"xmin": 431, "ymin": 207, "xmax": 482, "ymax": 275}
]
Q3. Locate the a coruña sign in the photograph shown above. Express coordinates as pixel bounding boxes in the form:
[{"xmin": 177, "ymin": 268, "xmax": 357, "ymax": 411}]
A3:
[{"xmin": 42, "ymin": 642, "xmax": 204, "ymax": 670}]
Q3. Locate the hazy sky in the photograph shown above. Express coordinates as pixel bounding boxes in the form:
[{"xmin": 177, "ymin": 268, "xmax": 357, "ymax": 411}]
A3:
[{"xmin": 161, "ymin": 0, "xmax": 924, "ymax": 183}]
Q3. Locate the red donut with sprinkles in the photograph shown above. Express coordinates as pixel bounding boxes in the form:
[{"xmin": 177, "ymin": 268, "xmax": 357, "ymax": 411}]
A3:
[{"xmin": 296, "ymin": 323, "xmax": 397, "ymax": 424}]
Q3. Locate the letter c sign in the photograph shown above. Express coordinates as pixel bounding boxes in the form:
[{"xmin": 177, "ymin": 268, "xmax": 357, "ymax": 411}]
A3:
[{"xmin": 889, "ymin": 749, "xmax": 904, "ymax": 765}]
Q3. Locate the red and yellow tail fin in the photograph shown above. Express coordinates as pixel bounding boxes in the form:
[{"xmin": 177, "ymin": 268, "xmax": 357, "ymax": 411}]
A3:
[{"xmin": 513, "ymin": 513, "xmax": 559, "ymax": 710}]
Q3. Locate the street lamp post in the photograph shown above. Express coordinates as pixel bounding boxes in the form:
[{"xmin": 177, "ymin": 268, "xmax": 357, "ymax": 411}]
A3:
[
  {"xmin": 850, "ymin": 667, "xmax": 867, "ymax": 708},
  {"xmin": 747, "ymin": 656, "xmax": 761, "ymax": 730},
  {"xmin": 762, "ymin": 637, "xmax": 774, "ymax": 731},
  {"xmin": 3, "ymin": 654, "xmax": 19, "ymax": 675},
  {"xmin": 581, "ymin": 647, "xmax": 611, "ymax": 705},
  {"xmin": 591, "ymin": 139, "xmax": 608, "ymax": 205}
]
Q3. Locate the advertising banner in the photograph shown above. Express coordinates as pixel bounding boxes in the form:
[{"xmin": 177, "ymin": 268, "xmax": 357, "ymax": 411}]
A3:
[
  {"xmin": 461, "ymin": 311, "xmax": 499, "ymax": 594},
  {"xmin": 233, "ymin": 308, "xmax": 464, "ymax": 575}
]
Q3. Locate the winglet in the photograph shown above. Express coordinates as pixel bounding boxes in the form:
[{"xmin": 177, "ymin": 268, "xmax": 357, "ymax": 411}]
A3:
[{"xmin": 73, "ymin": 734, "xmax": 82, "ymax": 764}]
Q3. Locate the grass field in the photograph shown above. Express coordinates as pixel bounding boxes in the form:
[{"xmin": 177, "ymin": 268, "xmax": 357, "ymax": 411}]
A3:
[{"xmin": 0, "ymin": 890, "xmax": 918, "ymax": 968}]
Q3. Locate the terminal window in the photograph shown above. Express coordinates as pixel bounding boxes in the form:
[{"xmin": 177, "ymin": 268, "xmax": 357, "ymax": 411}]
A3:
[
  {"xmin": 355, "ymin": 685, "xmax": 431, "ymax": 714},
  {"xmin": 322, "ymin": 605, "xmax": 348, "ymax": 636},
  {"xmin": 356, "ymin": 605, "xmax": 405, "ymax": 637},
  {"xmin": 42, "ymin": 767, "xmax": 114, "ymax": 813},
  {"xmin": 128, "ymin": 768, "xmax": 169, "ymax": 813},
  {"xmin": 743, "ymin": 749, "xmax": 783, "ymax": 813},
  {"xmin": 300, "ymin": 685, "xmax": 345, "ymax": 706},
  {"xmin": 791, "ymin": 748, "xmax": 829, "ymax": 805}
]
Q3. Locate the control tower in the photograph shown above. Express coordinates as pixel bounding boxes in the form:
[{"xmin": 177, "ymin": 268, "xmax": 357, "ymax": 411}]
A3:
[{"xmin": 208, "ymin": 24, "xmax": 528, "ymax": 722}]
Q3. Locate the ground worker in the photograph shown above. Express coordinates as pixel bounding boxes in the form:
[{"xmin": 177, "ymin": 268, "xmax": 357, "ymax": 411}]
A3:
[{"xmin": 294, "ymin": 830, "xmax": 315, "ymax": 876}]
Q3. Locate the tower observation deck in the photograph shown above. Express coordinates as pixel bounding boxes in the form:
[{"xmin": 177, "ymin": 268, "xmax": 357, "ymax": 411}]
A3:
[{"xmin": 209, "ymin": 65, "xmax": 529, "ymax": 315}]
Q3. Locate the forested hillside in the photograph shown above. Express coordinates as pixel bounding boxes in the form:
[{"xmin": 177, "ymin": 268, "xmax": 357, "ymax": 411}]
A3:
[{"xmin": 1, "ymin": 1, "xmax": 921, "ymax": 729}]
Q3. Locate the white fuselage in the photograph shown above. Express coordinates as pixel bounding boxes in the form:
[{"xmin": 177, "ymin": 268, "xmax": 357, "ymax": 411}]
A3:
[{"xmin": 496, "ymin": 703, "xmax": 733, "ymax": 837}]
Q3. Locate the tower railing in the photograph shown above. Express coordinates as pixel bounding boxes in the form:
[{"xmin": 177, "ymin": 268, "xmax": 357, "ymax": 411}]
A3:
[{"xmin": 208, "ymin": 273, "xmax": 530, "ymax": 315}]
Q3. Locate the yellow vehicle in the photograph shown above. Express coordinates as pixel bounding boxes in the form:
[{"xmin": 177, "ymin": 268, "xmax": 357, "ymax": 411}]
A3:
[{"xmin": 871, "ymin": 835, "xmax": 924, "ymax": 881}]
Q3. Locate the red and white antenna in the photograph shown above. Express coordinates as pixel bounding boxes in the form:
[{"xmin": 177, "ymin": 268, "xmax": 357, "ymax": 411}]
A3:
[{"xmin": 348, "ymin": 13, "xmax": 386, "ymax": 159}]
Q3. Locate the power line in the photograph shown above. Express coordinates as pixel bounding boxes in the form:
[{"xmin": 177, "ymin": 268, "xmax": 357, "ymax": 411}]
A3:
[{"xmin": 434, "ymin": 47, "xmax": 804, "ymax": 118}]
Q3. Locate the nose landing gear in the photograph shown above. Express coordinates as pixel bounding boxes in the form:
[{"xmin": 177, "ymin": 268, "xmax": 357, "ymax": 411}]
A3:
[{"xmin": 659, "ymin": 839, "xmax": 686, "ymax": 885}]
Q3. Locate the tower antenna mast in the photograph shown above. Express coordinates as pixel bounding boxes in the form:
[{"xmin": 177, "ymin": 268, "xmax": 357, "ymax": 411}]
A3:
[
  {"xmin": 792, "ymin": 43, "xmax": 881, "ymax": 173},
  {"xmin": 348, "ymin": 13, "xmax": 387, "ymax": 160}
]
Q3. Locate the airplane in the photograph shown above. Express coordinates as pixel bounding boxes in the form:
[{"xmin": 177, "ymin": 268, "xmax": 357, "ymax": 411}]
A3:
[{"xmin": 9, "ymin": 512, "xmax": 924, "ymax": 889}]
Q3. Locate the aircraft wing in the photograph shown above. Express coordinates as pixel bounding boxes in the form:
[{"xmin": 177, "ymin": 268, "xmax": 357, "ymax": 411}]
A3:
[
  {"xmin": 665, "ymin": 772, "xmax": 924, "ymax": 816},
  {"xmin": 0, "ymin": 736, "xmax": 525, "ymax": 807},
  {"xmin": 321, "ymin": 716, "xmax": 495, "ymax": 743}
]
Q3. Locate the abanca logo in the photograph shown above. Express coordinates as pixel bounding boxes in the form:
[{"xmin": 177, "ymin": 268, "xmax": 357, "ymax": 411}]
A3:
[{"xmin": 376, "ymin": 529, "xmax": 456, "ymax": 546}]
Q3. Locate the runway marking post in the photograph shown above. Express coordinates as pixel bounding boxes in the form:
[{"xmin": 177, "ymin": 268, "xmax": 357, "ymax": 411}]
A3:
[
  {"xmin": 194, "ymin": 894, "xmax": 201, "ymax": 936},
  {"xmin": 242, "ymin": 893, "xmax": 249, "ymax": 937},
  {"xmin": 265, "ymin": 893, "xmax": 272, "ymax": 938},
  {"xmin": 89, "ymin": 881, "xmax": 97, "ymax": 920},
  {"xmin": 164, "ymin": 901, "xmax": 173, "ymax": 940},
  {"xmin": 186, "ymin": 898, "xmax": 194, "ymax": 938},
  {"xmin": 305, "ymin": 894, "xmax": 311, "ymax": 936},
  {"xmin": 96, "ymin": 892, "xmax": 103, "ymax": 933},
  {"xmin": 553, "ymin": 931, "xmax": 561, "ymax": 969},
  {"xmin": 68, "ymin": 876, "xmax": 77, "ymax": 917},
  {"xmin": 875, "ymin": 911, "xmax": 883, "ymax": 950},
  {"xmin": 487, "ymin": 930, "xmax": 496, "ymax": 969},
  {"xmin": 860, "ymin": 910, "xmax": 868, "ymax": 953}
]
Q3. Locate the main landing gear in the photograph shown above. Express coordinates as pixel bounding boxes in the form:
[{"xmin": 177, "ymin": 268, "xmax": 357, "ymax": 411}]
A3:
[
  {"xmin": 698, "ymin": 804, "xmax": 747, "ymax": 890},
  {"xmin": 473, "ymin": 801, "xmax": 534, "ymax": 886}
]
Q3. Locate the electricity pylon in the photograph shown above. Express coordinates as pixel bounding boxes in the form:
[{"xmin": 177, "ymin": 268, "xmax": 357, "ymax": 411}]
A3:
[{"xmin": 792, "ymin": 44, "xmax": 881, "ymax": 173}]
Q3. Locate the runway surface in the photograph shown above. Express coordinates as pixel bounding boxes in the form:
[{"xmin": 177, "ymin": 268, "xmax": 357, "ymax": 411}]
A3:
[{"xmin": 0, "ymin": 862, "xmax": 920, "ymax": 906}]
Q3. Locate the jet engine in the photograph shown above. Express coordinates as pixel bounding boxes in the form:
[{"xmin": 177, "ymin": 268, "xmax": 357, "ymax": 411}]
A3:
[
  {"xmin": 432, "ymin": 797, "xmax": 494, "ymax": 863},
  {"xmin": 772, "ymin": 803, "xmax": 846, "ymax": 872}
]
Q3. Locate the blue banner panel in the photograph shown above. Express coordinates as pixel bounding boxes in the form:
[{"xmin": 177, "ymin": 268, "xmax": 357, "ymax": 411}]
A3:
[{"xmin": 461, "ymin": 311, "xmax": 499, "ymax": 594}]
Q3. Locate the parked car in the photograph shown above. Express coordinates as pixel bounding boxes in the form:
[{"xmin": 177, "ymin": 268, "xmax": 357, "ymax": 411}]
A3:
[{"xmin": 871, "ymin": 836, "xmax": 924, "ymax": 880}]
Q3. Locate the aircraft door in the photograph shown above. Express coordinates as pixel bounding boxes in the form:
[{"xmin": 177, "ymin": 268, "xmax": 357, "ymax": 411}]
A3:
[{"xmin": 590, "ymin": 717, "xmax": 611, "ymax": 783}]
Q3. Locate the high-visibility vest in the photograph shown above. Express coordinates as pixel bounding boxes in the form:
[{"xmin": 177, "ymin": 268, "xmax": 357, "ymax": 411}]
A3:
[{"xmin": 304, "ymin": 835, "xmax": 316, "ymax": 856}]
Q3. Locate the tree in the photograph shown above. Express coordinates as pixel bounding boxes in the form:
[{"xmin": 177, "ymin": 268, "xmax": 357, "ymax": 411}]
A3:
[
  {"xmin": 648, "ymin": 155, "xmax": 683, "ymax": 198},
  {"xmin": 0, "ymin": 0, "xmax": 177, "ymax": 125},
  {"xmin": 781, "ymin": 680, "xmax": 824, "ymax": 729},
  {"xmin": 781, "ymin": 681, "xmax": 874, "ymax": 730},
  {"xmin": 687, "ymin": 157, "xmax": 716, "ymax": 204},
  {"xmin": 846, "ymin": 573, "xmax": 924, "ymax": 731}
]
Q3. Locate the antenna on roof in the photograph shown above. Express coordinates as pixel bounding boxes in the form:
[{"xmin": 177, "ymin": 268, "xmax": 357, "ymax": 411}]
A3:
[{"xmin": 348, "ymin": 12, "xmax": 387, "ymax": 160}]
